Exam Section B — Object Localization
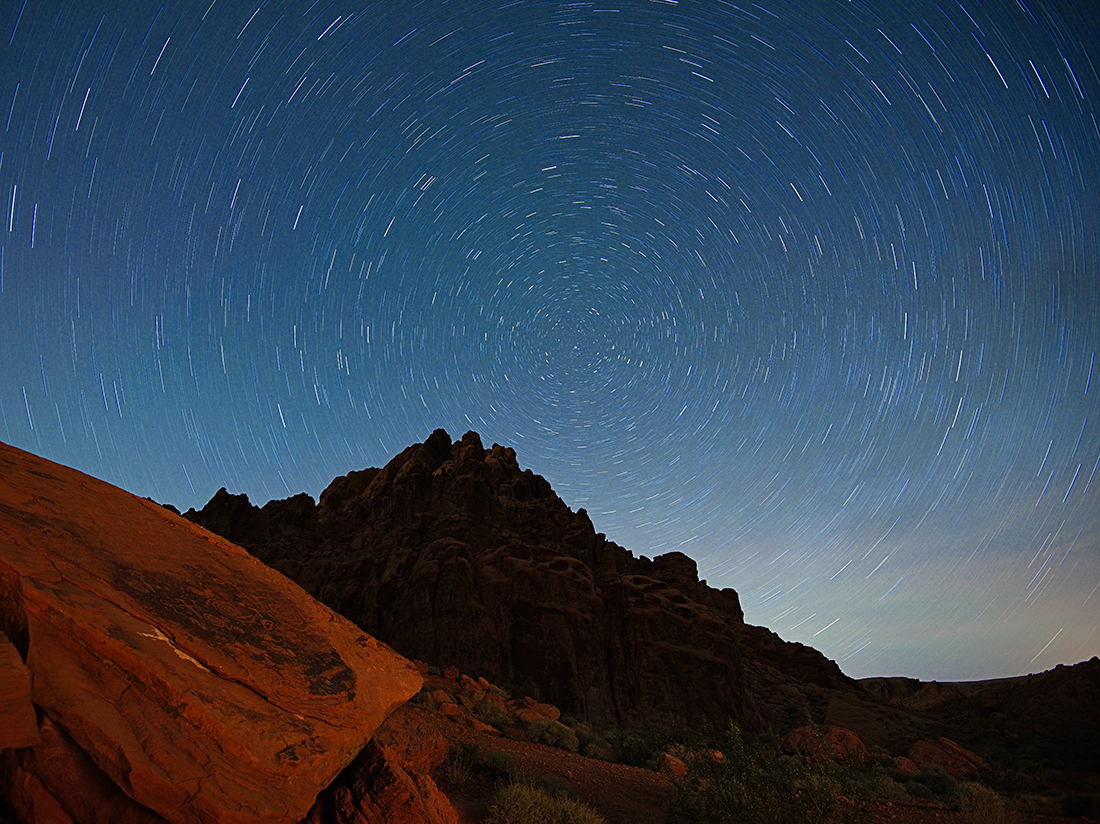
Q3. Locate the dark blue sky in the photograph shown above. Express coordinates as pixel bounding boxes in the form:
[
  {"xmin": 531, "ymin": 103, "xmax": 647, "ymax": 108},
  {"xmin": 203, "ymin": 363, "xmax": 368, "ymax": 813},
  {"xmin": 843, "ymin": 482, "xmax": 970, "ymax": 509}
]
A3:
[{"xmin": 2, "ymin": 0, "xmax": 1097, "ymax": 680}]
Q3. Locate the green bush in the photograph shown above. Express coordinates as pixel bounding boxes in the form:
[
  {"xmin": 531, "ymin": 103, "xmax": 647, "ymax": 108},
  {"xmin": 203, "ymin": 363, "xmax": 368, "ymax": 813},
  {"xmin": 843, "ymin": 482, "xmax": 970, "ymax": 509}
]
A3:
[
  {"xmin": 860, "ymin": 772, "xmax": 910, "ymax": 802},
  {"xmin": 827, "ymin": 763, "xmax": 908, "ymax": 803},
  {"xmin": 537, "ymin": 772, "xmax": 577, "ymax": 799},
  {"xmin": 606, "ymin": 726, "xmax": 677, "ymax": 768},
  {"xmin": 486, "ymin": 783, "xmax": 605, "ymax": 824},
  {"xmin": 582, "ymin": 741, "xmax": 613, "ymax": 761},
  {"xmin": 915, "ymin": 770, "xmax": 958, "ymax": 799},
  {"xmin": 410, "ymin": 687, "xmax": 435, "ymax": 709},
  {"xmin": 527, "ymin": 718, "xmax": 580, "ymax": 753},
  {"xmin": 905, "ymin": 781, "xmax": 934, "ymax": 799},
  {"xmin": 666, "ymin": 724, "xmax": 859, "ymax": 824},
  {"xmin": 442, "ymin": 742, "xmax": 478, "ymax": 787},
  {"xmin": 474, "ymin": 700, "xmax": 514, "ymax": 731},
  {"xmin": 477, "ymin": 750, "xmax": 519, "ymax": 784},
  {"xmin": 955, "ymin": 781, "xmax": 1008, "ymax": 824},
  {"xmin": 565, "ymin": 721, "xmax": 611, "ymax": 761}
]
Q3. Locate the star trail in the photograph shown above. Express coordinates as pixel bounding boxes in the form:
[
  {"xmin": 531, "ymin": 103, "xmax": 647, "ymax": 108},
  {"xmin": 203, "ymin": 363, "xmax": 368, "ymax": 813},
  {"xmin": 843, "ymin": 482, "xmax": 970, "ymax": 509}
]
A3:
[{"xmin": 2, "ymin": 0, "xmax": 1097, "ymax": 680}]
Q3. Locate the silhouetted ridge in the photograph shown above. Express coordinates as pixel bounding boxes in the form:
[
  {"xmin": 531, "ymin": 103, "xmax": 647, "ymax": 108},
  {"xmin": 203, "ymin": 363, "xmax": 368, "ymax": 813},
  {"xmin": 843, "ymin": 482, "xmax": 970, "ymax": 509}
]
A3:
[
  {"xmin": 861, "ymin": 657, "xmax": 1100, "ymax": 771},
  {"xmin": 186, "ymin": 429, "xmax": 851, "ymax": 730}
]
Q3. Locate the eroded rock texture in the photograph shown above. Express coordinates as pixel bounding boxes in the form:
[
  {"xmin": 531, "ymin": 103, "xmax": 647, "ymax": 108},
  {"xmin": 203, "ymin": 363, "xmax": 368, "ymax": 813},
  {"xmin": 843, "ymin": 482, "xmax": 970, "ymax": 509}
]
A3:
[
  {"xmin": 187, "ymin": 429, "xmax": 851, "ymax": 730},
  {"xmin": 0, "ymin": 441, "xmax": 422, "ymax": 824}
]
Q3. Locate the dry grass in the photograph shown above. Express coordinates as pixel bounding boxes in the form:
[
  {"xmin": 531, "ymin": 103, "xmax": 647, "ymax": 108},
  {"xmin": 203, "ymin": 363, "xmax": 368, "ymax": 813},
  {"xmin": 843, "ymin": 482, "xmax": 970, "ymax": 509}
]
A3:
[{"xmin": 486, "ymin": 783, "xmax": 606, "ymax": 824}]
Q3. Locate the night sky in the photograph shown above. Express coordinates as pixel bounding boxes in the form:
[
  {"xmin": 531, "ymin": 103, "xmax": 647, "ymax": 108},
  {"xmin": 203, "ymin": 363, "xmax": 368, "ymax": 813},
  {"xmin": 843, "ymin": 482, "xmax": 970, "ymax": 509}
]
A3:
[{"xmin": 2, "ymin": 0, "xmax": 1098, "ymax": 682}]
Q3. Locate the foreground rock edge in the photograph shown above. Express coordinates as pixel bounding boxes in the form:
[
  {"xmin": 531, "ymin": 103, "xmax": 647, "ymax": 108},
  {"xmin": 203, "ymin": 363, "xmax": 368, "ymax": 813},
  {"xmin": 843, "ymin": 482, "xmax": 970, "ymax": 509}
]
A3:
[{"xmin": 0, "ymin": 440, "xmax": 423, "ymax": 824}]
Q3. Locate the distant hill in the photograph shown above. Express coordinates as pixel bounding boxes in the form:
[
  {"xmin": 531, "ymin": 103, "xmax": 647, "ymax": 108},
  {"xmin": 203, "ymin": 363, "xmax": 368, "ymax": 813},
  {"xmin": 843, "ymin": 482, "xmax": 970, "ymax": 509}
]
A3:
[{"xmin": 861, "ymin": 658, "xmax": 1100, "ymax": 771}]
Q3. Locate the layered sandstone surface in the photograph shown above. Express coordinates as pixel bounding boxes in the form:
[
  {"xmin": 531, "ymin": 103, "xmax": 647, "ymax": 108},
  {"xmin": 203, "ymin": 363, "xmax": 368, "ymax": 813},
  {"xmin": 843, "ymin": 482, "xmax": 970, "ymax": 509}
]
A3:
[{"xmin": 0, "ymin": 441, "xmax": 422, "ymax": 824}]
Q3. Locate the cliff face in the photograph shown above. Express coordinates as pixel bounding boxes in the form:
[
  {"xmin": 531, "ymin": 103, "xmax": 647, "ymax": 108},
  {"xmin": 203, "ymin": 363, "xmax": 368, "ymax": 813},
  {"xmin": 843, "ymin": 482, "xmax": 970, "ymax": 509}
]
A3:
[{"xmin": 186, "ymin": 429, "xmax": 851, "ymax": 730}]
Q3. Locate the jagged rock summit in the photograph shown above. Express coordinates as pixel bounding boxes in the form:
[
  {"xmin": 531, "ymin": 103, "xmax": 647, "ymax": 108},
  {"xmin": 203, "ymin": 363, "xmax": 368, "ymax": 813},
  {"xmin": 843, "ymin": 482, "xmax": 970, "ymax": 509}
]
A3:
[
  {"xmin": 186, "ymin": 428, "xmax": 852, "ymax": 731},
  {"xmin": 0, "ymin": 440, "xmax": 423, "ymax": 824}
]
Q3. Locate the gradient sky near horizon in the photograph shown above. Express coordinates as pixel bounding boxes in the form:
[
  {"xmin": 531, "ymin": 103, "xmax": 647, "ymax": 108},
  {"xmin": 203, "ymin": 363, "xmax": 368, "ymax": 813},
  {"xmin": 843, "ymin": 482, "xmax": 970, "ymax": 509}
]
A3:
[{"xmin": 2, "ymin": 0, "xmax": 1098, "ymax": 681}]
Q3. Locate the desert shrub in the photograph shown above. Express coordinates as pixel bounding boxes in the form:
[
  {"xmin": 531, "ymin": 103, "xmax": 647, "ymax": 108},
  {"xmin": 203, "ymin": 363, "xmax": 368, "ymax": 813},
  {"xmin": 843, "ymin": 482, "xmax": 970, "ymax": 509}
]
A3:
[
  {"xmin": 915, "ymin": 770, "xmax": 958, "ymax": 799},
  {"xmin": 863, "ymin": 772, "xmax": 910, "ymax": 802},
  {"xmin": 410, "ymin": 687, "xmax": 435, "ymax": 709},
  {"xmin": 527, "ymin": 718, "xmax": 580, "ymax": 753},
  {"xmin": 442, "ymin": 742, "xmax": 479, "ymax": 786},
  {"xmin": 474, "ymin": 700, "xmax": 514, "ymax": 731},
  {"xmin": 567, "ymin": 721, "xmax": 610, "ymax": 760},
  {"xmin": 606, "ymin": 726, "xmax": 677, "ymax": 768},
  {"xmin": 537, "ymin": 772, "xmax": 577, "ymax": 799},
  {"xmin": 829, "ymin": 763, "xmax": 908, "ymax": 803},
  {"xmin": 582, "ymin": 740, "xmax": 613, "ymax": 761},
  {"xmin": 955, "ymin": 781, "xmax": 1008, "ymax": 824},
  {"xmin": 905, "ymin": 781, "xmax": 934, "ymax": 799},
  {"xmin": 477, "ymin": 750, "xmax": 518, "ymax": 784},
  {"xmin": 486, "ymin": 783, "xmax": 605, "ymax": 824},
  {"xmin": 666, "ymin": 723, "xmax": 859, "ymax": 824}
]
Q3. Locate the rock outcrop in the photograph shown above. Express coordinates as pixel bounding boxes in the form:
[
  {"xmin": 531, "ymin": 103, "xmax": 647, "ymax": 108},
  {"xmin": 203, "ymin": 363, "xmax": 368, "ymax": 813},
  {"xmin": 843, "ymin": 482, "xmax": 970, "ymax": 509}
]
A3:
[
  {"xmin": 907, "ymin": 737, "xmax": 986, "ymax": 777},
  {"xmin": 0, "ymin": 441, "xmax": 423, "ymax": 824},
  {"xmin": 783, "ymin": 725, "xmax": 867, "ymax": 763},
  {"xmin": 0, "ymin": 636, "xmax": 36, "ymax": 751},
  {"xmin": 186, "ymin": 429, "xmax": 852, "ymax": 730},
  {"xmin": 304, "ymin": 741, "xmax": 457, "ymax": 824}
]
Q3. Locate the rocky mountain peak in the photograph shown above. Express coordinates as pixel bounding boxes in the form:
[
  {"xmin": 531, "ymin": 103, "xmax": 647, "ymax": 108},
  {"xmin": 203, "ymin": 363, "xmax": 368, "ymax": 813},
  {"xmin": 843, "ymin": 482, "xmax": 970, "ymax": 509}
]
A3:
[{"xmin": 186, "ymin": 429, "xmax": 850, "ymax": 730}]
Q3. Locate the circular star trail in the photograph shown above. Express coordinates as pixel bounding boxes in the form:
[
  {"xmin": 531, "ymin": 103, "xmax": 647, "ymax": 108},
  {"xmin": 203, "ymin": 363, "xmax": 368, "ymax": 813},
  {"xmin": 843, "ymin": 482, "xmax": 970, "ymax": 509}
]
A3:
[{"xmin": 2, "ymin": 0, "xmax": 1097, "ymax": 680}]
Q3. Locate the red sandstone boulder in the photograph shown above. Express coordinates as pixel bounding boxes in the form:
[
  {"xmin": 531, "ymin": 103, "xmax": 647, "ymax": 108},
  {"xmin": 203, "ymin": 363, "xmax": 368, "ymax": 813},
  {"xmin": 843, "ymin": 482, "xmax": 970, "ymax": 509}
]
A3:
[
  {"xmin": 521, "ymin": 696, "xmax": 561, "ymax": 720},
  {"xmin": 907, "ymin": 737, "xmax": 986, "ymax": 777},
  {"xmin": 657, "ymin": 753, "xmax": 687, "ymax": 777},
  {"xmin": 892, "ymin": 755, "xmax": 921, "ymax": 776},
  {"xmin": 305, "ymin": 741, "xmax": 457, "ymax": 824},
  {"xmin": 373, "ymin": 716, "xmax": 450, "ymax": 778},
  {"xmin": 0, "ymin": 635, "xmax": 37, "ymax": 749},
  {"xmin": 0, "ymin": 442, "xmax": 422, "ymax": 824},
  {"xmin": 783, "ymin": 725, "xmax": 867, "ymax": 763},
  {"xmin": 1, "ymin": 715, "xmax": 169, "ymax": 823}
]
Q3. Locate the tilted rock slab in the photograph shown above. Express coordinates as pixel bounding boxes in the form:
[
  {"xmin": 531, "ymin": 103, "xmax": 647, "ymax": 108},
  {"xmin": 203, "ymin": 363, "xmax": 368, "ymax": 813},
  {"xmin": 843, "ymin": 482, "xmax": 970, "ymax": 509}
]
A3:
[
  {"xmin": 907, "ymin": 737, "xmax": 986, "ymax": 777},
  {"xmin": 0, "ymin": 441, "xmax": 422, "ymax": 824}
]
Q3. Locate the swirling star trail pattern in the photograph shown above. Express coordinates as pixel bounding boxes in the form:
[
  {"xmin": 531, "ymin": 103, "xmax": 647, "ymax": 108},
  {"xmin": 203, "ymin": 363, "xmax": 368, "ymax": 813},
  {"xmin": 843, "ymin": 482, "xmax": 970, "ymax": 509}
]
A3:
[{"xmin": 2, "ymin": 0, "xmax": 1097, "ymax": 680}]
